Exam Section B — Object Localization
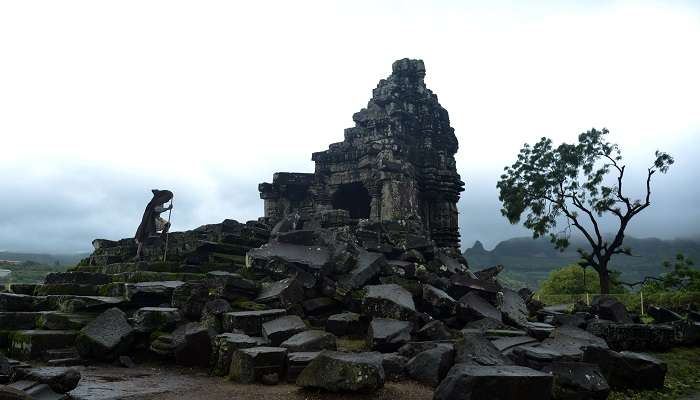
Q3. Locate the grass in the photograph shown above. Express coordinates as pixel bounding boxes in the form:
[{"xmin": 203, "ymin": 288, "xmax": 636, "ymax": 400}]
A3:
[
  {"xmin": 609, "ymin": 346, "xmax": 700, "ymax": 400},
  {"xmin": 0, "ymin": 261, "xmax": 68, "ymax": 285}
]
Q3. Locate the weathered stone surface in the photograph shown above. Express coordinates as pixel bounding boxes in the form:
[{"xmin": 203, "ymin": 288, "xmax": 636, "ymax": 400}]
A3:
[
  {"xmin": 647, "ymin": 305, "xmax": 683, "ymax": 324},
  {"xmin": 499, "ymin": 288, "xmax": 528, "ymax": 328},
  {"xmin": 397, "ymin": 341, "xmax": 454, "ymax": 359},
  {"xmin": 368, "ymin": 318, "xmax": 412, "ymax": 352},
  {"xmin": 591, "ymin": 296, "xmax": 632, "ymax": 323},
  {"xmin": 280, "ymin": 330, "xmax": 337, "ymax": 352},
  {"xmin": 222, "ymin": 309, "xmax": 287, "ymax": 336},
  {"xmin": 125, "ymin": 281, "xmax": 184, "ymax": 307},
  {"xmin": 76, "ymin": 308, "xmax": 134, "ymax": 361},
  {"xmin": 416, "ymin": 320, "xmax": 452, "ymax": 341},
  {"xmin": 287, "ymin": 351, "xmax": 320, "ymax": 383},
  {"xmin": 337, "ymin": 250, "xmax": 385, "ymax": 291},
  {"xmin": 206, "ymin": 271, "xmax": 258, "ymax": 300},
  {"xmin": 262, "ymin": 315, "xmax": 307, "ymax": 346},
  {"xmin": 406, "ymin": 345, "xmax": 455, "ymax": 387},
  {"xmin": 210, "ymin": 333, "xmax": 257, "ymax": 376},
  {"xmin": 296, "ymin": 351, "xmax": 385, "ymax": 392},
  {"xmin": 362, "ymin": 284, "xmax": 416, "ymax": 321},
  {"xmin": 132, "ymin": 307, "xmax": 181, "ymax": 332},
  {"xmin": 0, "ymin": 293, "xmax": 39, "ymax": 312},
  {"xmin": 45, "ymin": 272, "xmax": 111, "ymax": 286},
  {"xmin": 35, "ymin": 312, "xmax": 90, "ymax": 331},
  {"xmin": 247, "ymin": 241, "xmax": 331, "ymax": 271},
  {"xmin": 455, "ymin": 334, "xmax": 510, "ymax": 366},
  {"xmin": 541, "ymin": 361, "xmax": 610, "ymax": 400},
  {"xmin": 256, "ymin": 278, "xmax": 304, "ymax": 310},
  {"xmin": 492, "ymin": 336, "xmax": 539, "ymax": 355},
  {"xmin": 463, "ymin": 317, "xmax": 508, "ymax": 332},
  {"xmin": 512, "ymin": 326, "xmax": 608, "ymax": 370},
  {"xmin": 50, "ymin": 295, "xmax": 124, "ymax": 313},
  {"xmin": 7, "ymin": 330, "xmax": 78, "ymax": 360},
  {"xmin": 524, "ymin": 322, "xmax": 555, "ymax": 341},
  {"xmin": 14, "ymin": 367, "xmax": 81, "ymax": 393},
  {"xmin": 171, "ymin": 282, "xmax": 209, "ymax": 320},
  {"xmin": 302, "ymin": 297, "xmax": 339, "ymax": 315},
  {"xmin": 171, "ymin": 322, "xmax": 214, "ymax": 367},
  {"xmin": 229, "ymin": 346, "xmax": 287, "ymax": 384},
  {"xmin": 325, "ymin": 312, "xmax": 365, "ymax": 337},
  {"xmin": 382, "ymin": 353, "xmax": 408, "ymax": 382},
  {"xmin": 201, "ymin": 299, "xmax": 232, "ymax": 333},
  {"xmin": 0, "ymin": 386, "xmax": 33, "ymax": 400},
  {"xmin": 434, "ymin": 364, "xmax": 553, "ymax": 400},
  {"xmin": 582, "ymin": 346, "xmax": 667, "ymax": 390},
  {"xmin": 449, "ymin": 275, "xmax": 499, "ymax": 299},
  {"xmin": 422, "ymin": 284, "xmax": 456, "ymax": 318},
  {"xmin": 0, "ymin": 312, "xmax": 41, "ymax": 330},
  {"xmin": 458, "ymin": 292, "xmax": 502, "ymax": 323},
  {"xmin": 586, "ymin": 320, "xmax": 674, "ymax": 351}
]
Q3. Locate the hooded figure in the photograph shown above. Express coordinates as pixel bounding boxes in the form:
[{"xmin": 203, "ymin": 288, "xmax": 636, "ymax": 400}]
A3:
[{"xmin": 134, "ymin": 189, "xmax": 173, "ymax": 259}]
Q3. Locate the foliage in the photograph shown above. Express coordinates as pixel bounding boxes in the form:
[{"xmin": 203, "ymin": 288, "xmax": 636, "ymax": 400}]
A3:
[
  {"xmin": 609, "ymin": 346, "xmax": 700, "ymax": 399},
  {"xmin": 643, "ymin": 254, "xmax": 700, "ymax": 294},
  {"xmin": 465, "ymin": 236, "xmax": 700, "ymax": 290},
  {"xmin": 538, "ymin": 264, "xmax": 626, "ymax": 296},
  {"xmin": 497, "ymin": 128, "xmax": 674, "ymax": 293}
]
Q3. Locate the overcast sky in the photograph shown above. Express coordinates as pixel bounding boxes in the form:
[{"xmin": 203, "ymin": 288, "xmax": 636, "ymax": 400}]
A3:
[{"xmin": 1, "ymin": 0, "xmax": 699, "ymax": 254}]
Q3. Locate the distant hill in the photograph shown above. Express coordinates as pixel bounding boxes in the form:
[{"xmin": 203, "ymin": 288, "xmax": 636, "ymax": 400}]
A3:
[
  {"xmin": 0, "ymin": 251, "xmax": 89, "ymax": 267},
  {"xmin": 464, "ymin": 236, "xmax": 700, "ymax": 289}
]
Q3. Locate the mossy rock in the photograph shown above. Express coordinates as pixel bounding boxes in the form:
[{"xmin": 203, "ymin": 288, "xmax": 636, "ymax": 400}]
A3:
[
  {"xmin": 231, "ymin": 299, "xmax": 267, "ymax": 312},
  {"xmin": 111, "ymin": 271, "xmax": 205, "ymax": 283},
  {"xmin": 98, "ymin": 283, "xmax": 126, "ymax": 297},
  {"xmin": 336, "ymin": 337, "xmax": 369, "ymax": 352},
  {"xmin": 34, "ymin": 284, "xmax": 99, "ymax": 296}
]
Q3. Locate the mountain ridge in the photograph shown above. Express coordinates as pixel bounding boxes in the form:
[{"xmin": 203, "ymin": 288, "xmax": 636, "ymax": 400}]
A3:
[{"xmin": 464, "ymin": 235, "xmax": 700, "ymax": 289}]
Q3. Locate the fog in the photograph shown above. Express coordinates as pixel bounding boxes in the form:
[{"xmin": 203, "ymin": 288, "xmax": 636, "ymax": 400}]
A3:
[{"xmin": 1, "ymin": 1, "xmax": 699, "ymax": 253}]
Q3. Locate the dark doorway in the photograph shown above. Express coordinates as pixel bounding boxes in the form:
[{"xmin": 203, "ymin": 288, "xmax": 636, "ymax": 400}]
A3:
[{"xmin": 331, "ymin": 182, "xmax": 371, "ymax": 219}]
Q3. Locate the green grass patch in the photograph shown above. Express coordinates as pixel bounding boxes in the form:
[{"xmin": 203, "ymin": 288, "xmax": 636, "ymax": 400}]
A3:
[{"xmin": 609, "ymin": 346, "xmax": 700, "ymax": 399}]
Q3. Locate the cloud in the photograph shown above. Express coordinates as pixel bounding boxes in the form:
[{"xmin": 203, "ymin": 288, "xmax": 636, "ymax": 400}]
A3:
[{"xmin": 1, "ymin": 1, "xmax": 699, "ymax": 253}]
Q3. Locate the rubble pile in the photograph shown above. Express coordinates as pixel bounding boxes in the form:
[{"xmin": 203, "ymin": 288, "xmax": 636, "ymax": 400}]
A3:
[{"xmin": 0, "ymin": 59, "xmax": 696, "ymax": 400}]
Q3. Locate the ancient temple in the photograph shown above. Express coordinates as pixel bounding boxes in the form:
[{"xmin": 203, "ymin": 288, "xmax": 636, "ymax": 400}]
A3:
[{"xmin": 259, "ymin": 59, "xmax": 464, "ymax": 249}]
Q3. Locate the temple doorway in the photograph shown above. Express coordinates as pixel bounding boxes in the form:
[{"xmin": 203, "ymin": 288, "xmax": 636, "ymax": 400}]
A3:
[{"xmin": 331, "ymin": 182, "xmax": 372, "ymax": 219}]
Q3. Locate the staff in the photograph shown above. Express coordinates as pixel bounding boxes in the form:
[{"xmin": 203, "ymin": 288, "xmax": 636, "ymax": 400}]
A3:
[{"xmin": 162, "ymin": 197, "xmax": 174, "ymax": 262}]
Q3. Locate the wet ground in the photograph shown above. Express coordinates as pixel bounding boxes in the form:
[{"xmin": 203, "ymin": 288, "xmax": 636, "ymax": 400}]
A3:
[{"xmin": 68, "ymin": 364, "xmax": 434, "ymax": 400}]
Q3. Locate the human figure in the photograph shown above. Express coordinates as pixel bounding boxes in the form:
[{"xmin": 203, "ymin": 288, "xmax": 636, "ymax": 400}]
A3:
[{"xmin": 134, "ymin": 189, "xmax": 173, "ymax": 260}]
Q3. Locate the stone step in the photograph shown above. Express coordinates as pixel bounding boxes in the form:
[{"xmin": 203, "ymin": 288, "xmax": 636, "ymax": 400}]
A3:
[
  {"xmin": 0, "ymin": 312, "xmax": 42, "ymax": 330},
  {"xmin": 45, "ymin": 271, "xmax": 112, "ymax": 286},
  {"xmin": 0, "ymin": 311, "xmax": 95, "ymax": 331},
  {"xmin": 110, "ymin": 271, "xmax": 205, "ymax": 284},
  {"xmin": 8, "ymin": 284, "xmax": 38, "ymax": 296},
  {"xmin": 47, "ymin": 357, "xmax": 84, "ymax": 366},
  {"xmin": 44, "ymin": 295, "xmax": 125, "ymax": 313},
  {"xmin": 72, "ymin": 261, "xmax": 242, "ymax": 275},
  {"xmin": 46, "ymin": 347, "xmax": 80, "ymax": 359},
  {"xmin": 7, "ymin": 330, "xmax": 79, "ymax": 360},
  {"xmin": 35, "ymin": 284, "xmax": 100, "ymax": 296},
  {"xmin": 1, "ymin": 293, "xmax": 126, "ymax": 313}
]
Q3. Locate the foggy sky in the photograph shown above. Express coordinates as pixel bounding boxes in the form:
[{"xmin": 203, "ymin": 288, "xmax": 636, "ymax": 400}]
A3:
[{"xmin": 1, "ymin": 1, "xmax": 699, "ymax": 253}]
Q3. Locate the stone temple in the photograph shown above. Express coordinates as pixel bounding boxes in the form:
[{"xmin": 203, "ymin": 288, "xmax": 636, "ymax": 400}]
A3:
[{"xmin": 259, "ymin": 58, "xmax": 464, "ymax": 249}]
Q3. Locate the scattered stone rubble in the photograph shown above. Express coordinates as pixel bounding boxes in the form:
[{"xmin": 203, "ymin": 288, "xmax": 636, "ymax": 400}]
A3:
[{"xmin": 1, "ymin": 59, "xmax": 697, "ymax": 399}]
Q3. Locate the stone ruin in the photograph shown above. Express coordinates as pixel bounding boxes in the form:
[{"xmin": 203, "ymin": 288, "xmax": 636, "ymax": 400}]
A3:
[
  {"xmin": 259, "ymin": 58, "xmax": 464, "ymax": 250},
  {"xmin": 0, "ymin": 59, "xmax": 697, "ymax": 399}
]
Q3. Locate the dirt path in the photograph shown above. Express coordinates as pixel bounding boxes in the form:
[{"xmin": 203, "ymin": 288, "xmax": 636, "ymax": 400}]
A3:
[{"xmin": 68, "ymin": 364, "xmax": 434, "ymax": 400}]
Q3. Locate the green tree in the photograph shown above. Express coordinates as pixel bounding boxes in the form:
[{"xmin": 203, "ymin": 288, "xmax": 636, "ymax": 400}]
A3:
[
  {"xmin": 644, "ymin": 254, "xmax": 699, "ymax": 293},
  {"xmin": 539, "ymin": 264, "xmax": 625, "ymax": 296},
  {"xmin": 497, "ymin": 128, "xmax": 674, "ymax": 294}
]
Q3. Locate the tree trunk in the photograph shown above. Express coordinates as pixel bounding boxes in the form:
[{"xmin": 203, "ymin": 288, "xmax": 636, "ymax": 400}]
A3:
[{"xmin": 598, "ymin": 266, "xmax": 611, "ymax": 295}]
